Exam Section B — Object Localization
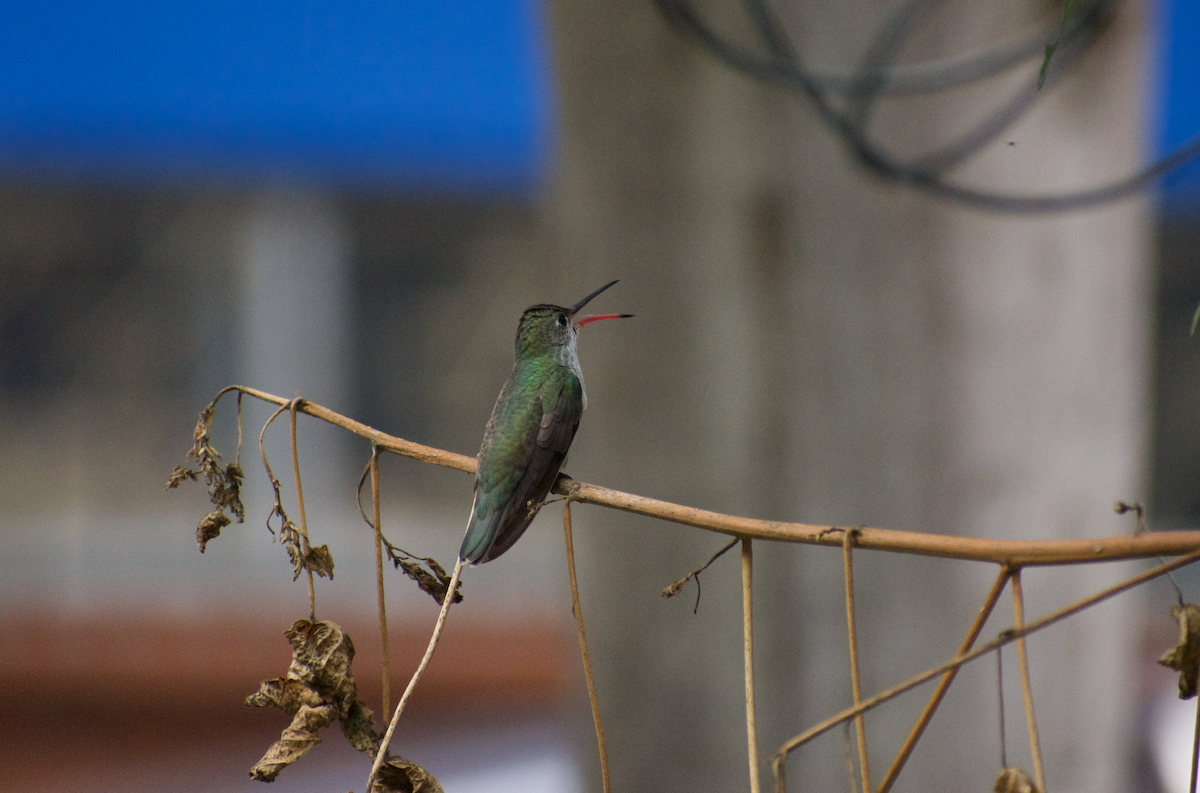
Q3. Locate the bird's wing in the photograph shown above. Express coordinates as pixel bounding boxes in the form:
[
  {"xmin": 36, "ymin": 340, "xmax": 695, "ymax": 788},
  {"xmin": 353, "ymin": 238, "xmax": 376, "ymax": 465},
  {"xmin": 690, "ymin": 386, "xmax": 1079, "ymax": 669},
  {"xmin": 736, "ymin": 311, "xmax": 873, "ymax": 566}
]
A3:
[{"xmin": 461, "ymin": 370, "xmax": 583, "ymax": 564}]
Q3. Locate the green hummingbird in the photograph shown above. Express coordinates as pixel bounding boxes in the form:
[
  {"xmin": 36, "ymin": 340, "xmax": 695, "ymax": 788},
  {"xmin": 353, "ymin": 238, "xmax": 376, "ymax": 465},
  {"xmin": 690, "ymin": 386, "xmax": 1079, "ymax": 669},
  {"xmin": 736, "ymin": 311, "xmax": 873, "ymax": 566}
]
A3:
[{"xmin": 459, "ymin": 280, "xmax": 631, "ymax": 564}]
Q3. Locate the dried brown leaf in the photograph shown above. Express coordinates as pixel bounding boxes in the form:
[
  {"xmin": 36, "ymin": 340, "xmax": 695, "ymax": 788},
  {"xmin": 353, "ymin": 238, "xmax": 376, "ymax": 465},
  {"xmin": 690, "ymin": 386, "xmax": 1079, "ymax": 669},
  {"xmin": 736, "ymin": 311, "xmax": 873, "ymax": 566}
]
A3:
[
  {"xmin": 165, "ymin": 465, "xmax": 198, "ymax": 488},
  {"xmin": 306, "ymin": 544, "xmax": 336, "ymax": 580},
  {"xmin": 275, "ymin": 514, "xmax": 305, "ymax": 580},
  {"xmin": 372, "ymin": 757, "xmax": 446, "ymax": 793},
  {"xmin": 197, "ymin": 509, "xmax": 232, "ymax": 552},
  {"xmin": 1159, "ymin": 602, "xmax": 1200, "ymax": 698},
  {"xmin": 263, "ymin": 466, "xmax": 333, "ymax": 581},
  {"xmin": 994, "ymin": 766, "xmax": 1039, "ymax": 793},
  {"xmin": 246, "ymin": 619, "xmax": 380, "ymax": 782},
  {"xmin": 221, "ymin": 463, "xmax": 246, "ymax": 521},
  {"xmin": 341, "ymin": 699, "xmax": 379, "ymax": 755},
  {"xmin": 382, "ymin": 539, "xmax": 463, "ymax": 605},
  {"xmin": 168, "ymin": 398, "xmax": 245, "ymax": 551}
]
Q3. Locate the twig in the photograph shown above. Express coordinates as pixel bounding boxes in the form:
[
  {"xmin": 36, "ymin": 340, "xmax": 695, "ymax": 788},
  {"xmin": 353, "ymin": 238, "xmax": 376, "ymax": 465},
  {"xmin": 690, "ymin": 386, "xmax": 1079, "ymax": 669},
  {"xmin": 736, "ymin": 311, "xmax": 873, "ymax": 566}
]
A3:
[
  {"xmin": 370, "ymin": 445, "xmax": 392, "ymax": 719},
  {"xmin": 876, "ymin": 568, "xmax": 1011, "ymax": 793},
  {"xmin": 1011, "ymin": 570, "xmax": 1046, "ymax": 791},
  {"xmin": 563, "ymin": 502, "xmax": 612, "ymax": 793},
  {"xmin": 743, "ymin": 537, "xmax": 761, "ymax": 793},
  {"xmin": 997, "ymin": 645, "xmax": 1007, "ymax": 769},
  {"xmin": 1117, "ymin": 501, "xmax": 1185, "ymax": 605},
  {"xmin": 366, "ymin": 557, "xmax": 464, "ymax": 793},
  {"xmin": 289, "ymin": 399, "xmax": 317, "ymax": 621},
  {"xmin": 663, "ymin": 537, "xmax": 739, "ymax": 613},
  {"xmin": 772, "ymin": 549, "xmax": 1200, "ymax": 791},
  {"xmin": 210, "ymin": 388, "xmax": 1200, "ymax": 566},
  {"xmin": 842, "ymin": 722, "xmax": 859, "ymax": 793},
  {"xmin": 842, "ymin": 530, "xmax": 870, "ymax": 793},
  {"xmin": 1191, "ymin": 695, "xmax": 1200, "ymax": 793},
  {"xmin": 235, "ymin": 390, "xmax": 244, "ymax": 468},
  {"xmin": 257, "ymin": 399, "xmax": 317, "ymax": 606},
  {"xmin": 222, "ymin": 384, "xmax": 477, "ymax": 472}
]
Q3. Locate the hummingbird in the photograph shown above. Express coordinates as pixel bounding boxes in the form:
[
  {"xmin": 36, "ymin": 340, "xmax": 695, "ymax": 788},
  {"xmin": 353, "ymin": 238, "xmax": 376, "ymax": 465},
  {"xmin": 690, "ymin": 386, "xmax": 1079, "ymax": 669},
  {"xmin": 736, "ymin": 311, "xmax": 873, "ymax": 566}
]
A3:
[{"xmin": 459, "ymin": 280, "xmax": 632, "ymax": 564}]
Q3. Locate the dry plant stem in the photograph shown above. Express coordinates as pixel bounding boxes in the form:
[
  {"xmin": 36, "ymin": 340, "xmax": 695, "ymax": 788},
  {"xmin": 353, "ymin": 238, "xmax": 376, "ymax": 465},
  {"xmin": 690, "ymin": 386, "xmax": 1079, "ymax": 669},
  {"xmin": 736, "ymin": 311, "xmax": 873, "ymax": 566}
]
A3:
[
  {"xmin": 235, "ymin": 390, "xmax": 244, "ymax": 466},
  {"xmin": 366, "ymin": 557, "xmax": 464, "ymax": 793},
  {"xmin": 257, "ymin": 400, "xmax": 314, "ymax": 612},
  {"xmin": 289, "ymin": 400, "xmax": 317, "ymax": 620},
  {"xmin": 997, "ymin": 645, "xmax": 1008, "ymax": 768},
  {"xmin": 875, "ymin": 567, "xmax": 1011, "ymax": 793},
  {"xmin": 563, "ymin": 502, "xmax": 612, "ymax": 793},
  {"xmin": 202, "ymin": 388, "xmax": 1200, "ymax": 793},
  {"xmin": 1191, "ymin": 696, "xmax": 1200, "ymax": 793},
  {"xmin": 842, "ymin": 724, "xmax": 859, "ymax": 793},
  {"xmin": 222, "ymin": 384, "xmax": 478, "ymax": 473},
  {"xmin": 772, "ymin": 549, "xmax": 1200, "ymax": 793},
  {"xmin": 191, "ymin": 386, "xmax": 1200, "ymax": 792},
  {"xmin": 370, "ymin": 445, "xmax": 391, "ymax": 719},
  {"xmin": 214, "ymin": 387, "xmax": 1200, "ymax": 565},
  {"xmin": 258, "ymin": 402, "xmax": 287, "ymax": 477},
  {"xmin": 1011, "ymin": 570, "xmax": 1046, "ymax": 792},
  {"xmin": 841, "ymin": 532, "xmax": 870, "ymax": 793},
  {"xmin": 564, "ymin": 478, "xmax": 1200, "ymax": 564},
  {"xmin": 743, "ymin": 537, "xmax": 761, "ymax": 793}
]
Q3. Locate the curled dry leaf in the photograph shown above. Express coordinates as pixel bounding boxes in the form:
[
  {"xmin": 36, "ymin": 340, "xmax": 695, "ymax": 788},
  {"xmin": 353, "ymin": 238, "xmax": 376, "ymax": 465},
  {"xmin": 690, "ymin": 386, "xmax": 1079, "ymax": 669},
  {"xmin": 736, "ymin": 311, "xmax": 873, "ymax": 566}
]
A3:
[
  {"xmin": 246, "ymin": 619, "xmax": 380, "ymax": 781},
  {"xmin": 1159, "ymin": 602, "xmax": 1200, "ymax": 698},
  {"xmin": 306, "ymin": 544, "xmax": 336, "ymax": 580},
  {"xmin": 166, "ymin": 465, "xmax": 198, "ymax": 488},
  {"xmin": 994, "ymin": 766, "xmax": 1039, "ymax": 793},
  {"xmin": 268, "ymin": 503, "xmax": 335, "ymax": 581},
  {"xmin": 382, "ymin": 538, "xmax": 463, "ymax": 606},
  {"xmin": 197, "ymin": 509, "xmax": 232, "ymax": 551},
  {"xmin": 166, "ymin": 398, "xmax": 246, "ymax": 552},
  {"xmin": 372, "ymin": 757, "xmax": 447, "ymax": 793},
  {"xmin": 273, "ymin": 510, "xmax": 306, "ymax": 580},
  {"xmin": 264, "ymin": 466, "xmax": 335, "ymax": 581}
]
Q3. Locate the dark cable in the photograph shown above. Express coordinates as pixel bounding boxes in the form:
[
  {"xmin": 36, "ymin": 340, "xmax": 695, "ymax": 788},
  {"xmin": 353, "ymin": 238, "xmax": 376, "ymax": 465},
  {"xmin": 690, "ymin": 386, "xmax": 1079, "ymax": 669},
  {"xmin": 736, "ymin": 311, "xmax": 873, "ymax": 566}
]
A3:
[{"xmin": 652, "ymin": 0, "xmax": 1200, "ymax": 214}]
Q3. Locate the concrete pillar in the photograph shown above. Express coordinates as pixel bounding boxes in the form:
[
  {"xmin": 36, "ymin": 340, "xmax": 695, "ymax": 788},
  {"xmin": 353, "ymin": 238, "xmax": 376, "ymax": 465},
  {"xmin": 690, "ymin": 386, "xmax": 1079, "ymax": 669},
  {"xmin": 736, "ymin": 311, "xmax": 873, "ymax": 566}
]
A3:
[{"xmin": 542, "ymin": 1, "xmax": 1153, "ymax": 791}]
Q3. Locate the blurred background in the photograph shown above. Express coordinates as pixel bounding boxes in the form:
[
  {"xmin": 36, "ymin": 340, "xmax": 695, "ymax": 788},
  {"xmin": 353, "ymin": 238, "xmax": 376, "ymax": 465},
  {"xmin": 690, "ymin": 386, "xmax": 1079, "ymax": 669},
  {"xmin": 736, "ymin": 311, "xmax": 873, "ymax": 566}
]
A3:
[{"xmin": 2, "ymin": 1, "xmax": 1200, "ymax": 791}]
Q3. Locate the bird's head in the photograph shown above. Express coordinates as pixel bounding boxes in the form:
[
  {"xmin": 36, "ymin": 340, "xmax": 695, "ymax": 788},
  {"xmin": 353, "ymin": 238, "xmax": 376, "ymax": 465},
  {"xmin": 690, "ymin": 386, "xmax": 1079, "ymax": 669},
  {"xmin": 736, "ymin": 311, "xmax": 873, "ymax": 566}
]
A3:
[{"xmin": 514, "ymin": 280, "xmax": 632, "ymax": 360}]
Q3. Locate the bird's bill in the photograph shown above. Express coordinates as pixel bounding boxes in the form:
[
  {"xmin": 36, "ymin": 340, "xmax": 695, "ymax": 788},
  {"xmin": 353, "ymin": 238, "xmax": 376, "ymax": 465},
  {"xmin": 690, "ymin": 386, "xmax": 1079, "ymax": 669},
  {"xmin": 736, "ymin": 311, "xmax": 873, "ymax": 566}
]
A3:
[
  {"xmin": 574, "ymin": 312, "xmax": 633, "ymax": 328},
  {"xmin": 569, "ymin": 279, "xmax": 620, "ymax": 315}
]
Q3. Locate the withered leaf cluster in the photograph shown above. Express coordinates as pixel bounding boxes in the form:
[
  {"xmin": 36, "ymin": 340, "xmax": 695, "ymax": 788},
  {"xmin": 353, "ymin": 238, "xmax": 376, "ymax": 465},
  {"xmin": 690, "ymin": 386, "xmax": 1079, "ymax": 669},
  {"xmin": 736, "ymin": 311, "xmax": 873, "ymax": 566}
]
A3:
[
  {"xmin": 166, "ymin": 400, "xmax": 245, "ymax": 552},
  {"xmin": 382, "ymin": 537, "xmax": 462, "ymax": 606},
  {"xmin": 1159, "ymin": 602, "xmax": 1200, "ymax": 698},
  {"xmin": 266, "ymin": 486, "xmax": 336, "ymax": 582},
  {"xmin": 994, "ymin": 766, "xmax": 1039, "ymax": 793},
  {"xmin": 246, "ymin": 619, "xmax": 443, "ymax": 792},
  {"xmin": 246, "ymin": 620, "xmax": 381, "ymax": 780}
]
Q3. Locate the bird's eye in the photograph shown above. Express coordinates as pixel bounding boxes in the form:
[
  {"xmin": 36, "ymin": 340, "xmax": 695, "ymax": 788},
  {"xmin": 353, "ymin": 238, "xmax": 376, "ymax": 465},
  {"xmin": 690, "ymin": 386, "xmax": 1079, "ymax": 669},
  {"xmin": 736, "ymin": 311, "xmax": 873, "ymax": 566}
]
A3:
[{"xmin": 556, "ymin": 314, "xmax": 568, "ymax": 327}]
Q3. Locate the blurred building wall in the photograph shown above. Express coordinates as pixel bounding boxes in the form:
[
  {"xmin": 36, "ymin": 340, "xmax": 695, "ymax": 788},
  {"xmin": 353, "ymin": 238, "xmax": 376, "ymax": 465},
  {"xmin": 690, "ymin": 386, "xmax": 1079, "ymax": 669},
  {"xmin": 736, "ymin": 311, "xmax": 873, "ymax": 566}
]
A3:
[{"xmin": 539, "ymin": 1, "xmax": 1154, "ymax": 792}]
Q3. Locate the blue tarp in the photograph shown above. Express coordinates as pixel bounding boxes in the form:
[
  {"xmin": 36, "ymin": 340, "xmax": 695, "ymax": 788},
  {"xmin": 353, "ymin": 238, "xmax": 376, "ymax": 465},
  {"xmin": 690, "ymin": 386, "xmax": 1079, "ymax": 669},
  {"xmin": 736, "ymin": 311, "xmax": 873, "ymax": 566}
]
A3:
[{"xmin": 0, "ymin": 1, "xmax": 552, "ymax": 192}]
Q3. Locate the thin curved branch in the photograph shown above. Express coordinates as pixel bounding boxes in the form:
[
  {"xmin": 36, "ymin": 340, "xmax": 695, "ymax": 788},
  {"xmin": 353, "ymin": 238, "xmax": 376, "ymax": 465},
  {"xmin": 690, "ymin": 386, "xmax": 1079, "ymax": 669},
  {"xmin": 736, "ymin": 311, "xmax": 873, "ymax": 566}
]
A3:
[
  {"xmin": 216, "ymin": 387, "xmax": 1200, "ymax": 567},
  {"xmin": 771, "ymin": 547, "xmax": 1200, "ymax": 791},
  {"xmin": 561, "ymin": 479, "xmax": 1200, "ymax": 565}
]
